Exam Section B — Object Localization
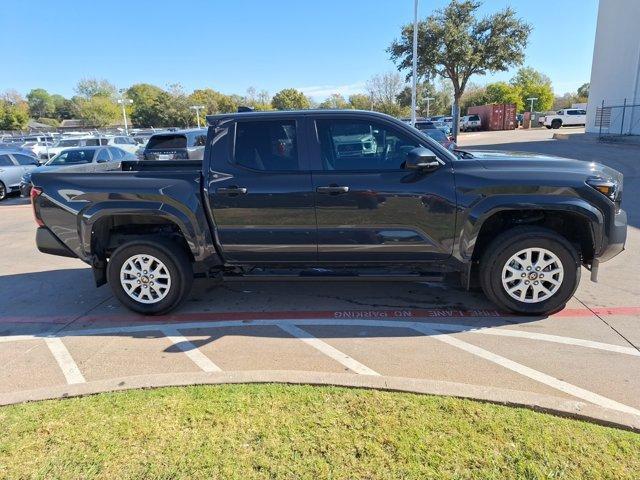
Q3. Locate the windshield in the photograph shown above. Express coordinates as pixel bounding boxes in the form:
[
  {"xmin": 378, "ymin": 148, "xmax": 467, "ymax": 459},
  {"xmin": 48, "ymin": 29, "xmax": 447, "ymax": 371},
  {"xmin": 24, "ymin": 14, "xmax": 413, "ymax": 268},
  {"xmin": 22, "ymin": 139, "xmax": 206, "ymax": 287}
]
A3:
[
  {"xmin": 423, "ymin": 129, "xmax": 447, "ymax": 142},
  {"xmin": 48, "ymin": 149, "xmax": 95, "ymax": 165}
]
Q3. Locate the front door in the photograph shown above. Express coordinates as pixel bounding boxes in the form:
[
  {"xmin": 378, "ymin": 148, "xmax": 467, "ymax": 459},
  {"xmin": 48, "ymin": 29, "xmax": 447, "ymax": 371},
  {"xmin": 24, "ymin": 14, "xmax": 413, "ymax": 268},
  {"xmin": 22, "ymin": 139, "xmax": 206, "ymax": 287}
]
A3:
[
  {"xmin": 206, "ymin": 117, "xmax": 317, "ymax": 263},
  {"xmin": 310, "ymin": 116, "xmax": 456, "ymax": 263}
]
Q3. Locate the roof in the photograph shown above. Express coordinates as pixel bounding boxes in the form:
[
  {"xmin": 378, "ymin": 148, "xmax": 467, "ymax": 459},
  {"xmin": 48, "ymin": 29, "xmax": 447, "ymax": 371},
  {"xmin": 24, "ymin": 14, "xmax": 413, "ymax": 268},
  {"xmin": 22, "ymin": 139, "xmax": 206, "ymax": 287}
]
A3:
[
  {"xmin": 0, "ymin": 147, "xmax": 37, "ymax": 155},
  {"xmin": 206, "ymin": 109, "xmax": 397, "ymax": 124}
]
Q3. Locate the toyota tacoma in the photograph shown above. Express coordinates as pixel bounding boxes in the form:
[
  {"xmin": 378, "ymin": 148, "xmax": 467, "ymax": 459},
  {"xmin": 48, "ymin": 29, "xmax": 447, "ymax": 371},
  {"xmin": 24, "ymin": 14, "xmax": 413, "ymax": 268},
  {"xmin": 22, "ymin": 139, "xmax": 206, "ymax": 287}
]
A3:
[{"xmin": 30, "ymin": 110, "xmax": 627, "ymax": 315}]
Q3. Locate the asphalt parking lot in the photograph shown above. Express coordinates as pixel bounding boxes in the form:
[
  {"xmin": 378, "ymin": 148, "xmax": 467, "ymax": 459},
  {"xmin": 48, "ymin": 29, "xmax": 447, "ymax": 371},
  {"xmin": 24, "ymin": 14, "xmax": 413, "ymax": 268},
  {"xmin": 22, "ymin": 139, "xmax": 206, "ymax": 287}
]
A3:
[{"xmin": 1, "ymin": 127, "xmax": 639, "ymax": 429}]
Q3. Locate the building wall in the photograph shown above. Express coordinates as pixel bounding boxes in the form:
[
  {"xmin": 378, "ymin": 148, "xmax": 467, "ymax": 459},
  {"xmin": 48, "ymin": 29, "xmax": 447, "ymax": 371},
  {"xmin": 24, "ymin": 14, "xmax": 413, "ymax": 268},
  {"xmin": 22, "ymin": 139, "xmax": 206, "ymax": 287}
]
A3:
[{"xmin": 586, "ymin": 0, "xmax": 640, "ymax": 135}]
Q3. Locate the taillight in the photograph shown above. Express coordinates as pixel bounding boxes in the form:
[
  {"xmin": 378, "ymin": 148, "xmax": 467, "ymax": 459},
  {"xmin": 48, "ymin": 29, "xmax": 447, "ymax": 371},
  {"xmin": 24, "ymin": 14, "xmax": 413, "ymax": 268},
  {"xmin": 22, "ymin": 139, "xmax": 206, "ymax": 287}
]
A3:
[{"xmin": 30, "ymin": 187, "xmax": 44, "ymax": 227}]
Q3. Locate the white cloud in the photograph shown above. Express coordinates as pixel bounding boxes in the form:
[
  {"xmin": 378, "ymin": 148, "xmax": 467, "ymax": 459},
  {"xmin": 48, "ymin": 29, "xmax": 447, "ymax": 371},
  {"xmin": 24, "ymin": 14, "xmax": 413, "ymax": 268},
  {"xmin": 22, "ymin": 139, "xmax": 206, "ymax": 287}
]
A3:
[{"xmin": 297, "ymin": 82, "xmax": 367, "ymax": 101}]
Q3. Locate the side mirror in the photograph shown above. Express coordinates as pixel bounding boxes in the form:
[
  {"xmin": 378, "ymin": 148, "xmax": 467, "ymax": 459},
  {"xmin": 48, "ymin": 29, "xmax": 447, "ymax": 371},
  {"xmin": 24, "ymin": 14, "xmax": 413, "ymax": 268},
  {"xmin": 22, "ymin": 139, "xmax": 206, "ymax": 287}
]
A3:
[{"xmin": 405, "ymin": 147, "xmax": 440, "ymax": 171}]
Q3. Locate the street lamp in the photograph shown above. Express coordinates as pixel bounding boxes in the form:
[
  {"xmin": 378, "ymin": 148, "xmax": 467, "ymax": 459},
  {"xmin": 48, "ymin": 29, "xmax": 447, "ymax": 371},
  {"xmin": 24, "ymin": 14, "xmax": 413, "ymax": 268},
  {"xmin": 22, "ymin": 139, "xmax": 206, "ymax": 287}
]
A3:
[
  {"xmin": 117, "ymin": 97, "xmax": 133, "ymax": 135},
  {"xmin": 527, "ymin": 97, "xmax": 538, "ymax": 113},
  {"xmin": 190, "ymin": 105, "xmax": 205, "ymax": 128},
  {"xmin": 424, "ymin": 96, "xmax": 435, "ymax": 117},
  {"xmin": 410, "ymin": 0, "xmax": 419, "ymax": 126}
]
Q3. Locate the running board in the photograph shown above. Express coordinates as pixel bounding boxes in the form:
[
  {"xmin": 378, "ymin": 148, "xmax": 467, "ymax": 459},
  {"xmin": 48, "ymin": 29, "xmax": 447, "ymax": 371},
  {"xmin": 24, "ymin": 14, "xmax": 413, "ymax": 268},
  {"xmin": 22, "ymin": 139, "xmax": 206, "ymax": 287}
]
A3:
[{"xmin": 222, "ymin": 269, "xmax": 445, "ymax": 282}]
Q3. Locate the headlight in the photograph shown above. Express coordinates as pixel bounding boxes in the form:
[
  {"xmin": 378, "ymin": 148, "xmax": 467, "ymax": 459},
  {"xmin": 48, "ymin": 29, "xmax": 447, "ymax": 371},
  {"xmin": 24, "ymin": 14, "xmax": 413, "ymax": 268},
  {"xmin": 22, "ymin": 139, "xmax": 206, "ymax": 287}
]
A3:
[{"xmin": 586, "ymin": 178, "xmax": 619, "ymax": 202}]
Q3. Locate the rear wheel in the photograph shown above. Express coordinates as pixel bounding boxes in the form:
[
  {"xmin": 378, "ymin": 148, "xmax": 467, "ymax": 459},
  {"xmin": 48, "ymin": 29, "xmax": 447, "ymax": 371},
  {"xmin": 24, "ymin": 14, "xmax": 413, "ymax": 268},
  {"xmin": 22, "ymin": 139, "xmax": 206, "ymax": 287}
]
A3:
[
  {"xmin": 479, "ymin": 227, "xmax": 580, "ymax": 315},
  {"xmin": 0, "ymin": 181, "xmax": 6, "ymax": 201},
  {"xmin": 107, "ymin": 239, "xmax": 193, "ymax": 315}
]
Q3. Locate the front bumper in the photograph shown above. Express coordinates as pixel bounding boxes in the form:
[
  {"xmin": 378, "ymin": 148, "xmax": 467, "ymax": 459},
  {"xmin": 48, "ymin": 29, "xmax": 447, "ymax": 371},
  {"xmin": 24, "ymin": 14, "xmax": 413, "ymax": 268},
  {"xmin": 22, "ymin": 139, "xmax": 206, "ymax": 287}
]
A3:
[
  {"xmin": 36, "ymin": 227, "xmax": 77, "ymax": 258},
  {"xmin": 597, "ymin": 209, "xmax": 627, "ymax": 263}
]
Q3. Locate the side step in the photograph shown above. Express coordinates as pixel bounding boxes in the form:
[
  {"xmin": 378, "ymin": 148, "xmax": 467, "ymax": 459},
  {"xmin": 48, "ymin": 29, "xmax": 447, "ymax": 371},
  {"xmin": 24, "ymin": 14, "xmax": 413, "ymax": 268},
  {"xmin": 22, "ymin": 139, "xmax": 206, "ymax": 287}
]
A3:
[{"xmin": 221, "ymin": 268, "xmax": 445, "ymax": 283}]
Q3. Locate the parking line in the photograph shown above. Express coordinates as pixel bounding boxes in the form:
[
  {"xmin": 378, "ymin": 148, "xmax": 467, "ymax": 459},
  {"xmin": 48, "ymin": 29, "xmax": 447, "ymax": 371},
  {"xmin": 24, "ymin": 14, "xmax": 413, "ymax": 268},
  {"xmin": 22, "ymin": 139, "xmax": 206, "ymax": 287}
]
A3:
[
  {"xmin": 411, "ymin": 323, "xmax": 640, "ymax": 417},
  {"xmin": 278, "ymin": 323, "xmax": 380, "ymax": 376},
  {"xmin": 44, "ymin": 337, "xmax": 86, "ymax": 384},
  {"xmin": 161, "ymin": 327, "xmax": 222, "ymax": 373}
]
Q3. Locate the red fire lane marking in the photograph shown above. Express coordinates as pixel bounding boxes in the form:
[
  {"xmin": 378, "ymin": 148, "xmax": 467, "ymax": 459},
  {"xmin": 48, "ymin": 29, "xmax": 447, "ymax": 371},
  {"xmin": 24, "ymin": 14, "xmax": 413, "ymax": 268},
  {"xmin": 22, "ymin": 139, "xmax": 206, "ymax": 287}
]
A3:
[{"xmin": 2, "ymin": 306, "xmax": 639, "ymax": 325}]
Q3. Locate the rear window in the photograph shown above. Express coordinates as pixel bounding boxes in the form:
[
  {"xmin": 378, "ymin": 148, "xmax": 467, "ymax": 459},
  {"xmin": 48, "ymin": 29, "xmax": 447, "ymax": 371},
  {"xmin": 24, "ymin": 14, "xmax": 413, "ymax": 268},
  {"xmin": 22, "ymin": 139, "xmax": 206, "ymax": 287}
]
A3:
[
  {"xmin": 147, "ymin": 135, "xmax": 187, "ymax": 150},
  {"xmin": 468, "ymin": 115, "xmax": 480, "ymax": 121}
]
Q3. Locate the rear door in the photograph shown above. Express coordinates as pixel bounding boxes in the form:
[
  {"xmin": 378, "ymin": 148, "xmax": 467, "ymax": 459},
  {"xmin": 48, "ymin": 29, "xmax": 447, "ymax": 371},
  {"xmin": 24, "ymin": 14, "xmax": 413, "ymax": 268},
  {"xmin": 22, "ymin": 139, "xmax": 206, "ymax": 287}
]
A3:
[
  {"xmin": 206, "ymin": 115, "xmax": 317, "ymax": 263},
  {"xmin": 309, "ymin": 114, "xmax": 456, "ymax": 263}
]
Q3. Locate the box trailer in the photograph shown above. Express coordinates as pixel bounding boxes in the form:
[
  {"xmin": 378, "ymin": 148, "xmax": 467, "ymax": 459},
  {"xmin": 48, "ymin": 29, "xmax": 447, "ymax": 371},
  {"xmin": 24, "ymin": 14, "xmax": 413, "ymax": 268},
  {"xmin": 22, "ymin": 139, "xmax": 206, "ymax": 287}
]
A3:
[{"xmin": 468, "ymin": 104, "xmax": 517, "ymax": 131}]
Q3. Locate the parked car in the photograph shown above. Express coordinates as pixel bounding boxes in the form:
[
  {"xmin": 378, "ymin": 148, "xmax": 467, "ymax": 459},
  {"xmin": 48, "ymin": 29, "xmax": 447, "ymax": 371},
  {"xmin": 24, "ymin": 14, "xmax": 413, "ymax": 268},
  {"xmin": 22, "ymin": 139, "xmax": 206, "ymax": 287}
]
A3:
[
  {"xmin": 20, "ymin": 146, "xmax": 134, "ymax": 197},
  {"xmin": 419, "ymin": 128, "xmax": 456, "ymax": 150},
  {"xmin": 460, "ymin": 114, "xmax": 482, "ymax": 132},
  {"xmin": 544, "ymin": 109, "xmax": 587, "ymax": 129},
  {"xmin": 143, "ymin": 129, "xmax": 207, "ymax": 160},
  {"xmin": 39, "ymin": 136, "xmax": 106, "ymax": 162},
  {"xmin": 432, "ymin": 121, "xmax": 452, "ymax": 136},
  {"xmin": 101, "ymin": 136, "xmax": 139, "ymax": 155},
  {"xmin": 0, "ymin": 149, "xmax": 39, "ymax": 200},
  {"xmin": 21, "ymin": 140, "xmax": 56, "ymax": 159},
  {"xmin": 31, "ymin": 110, "xmax": 626, "ymax": 317}
]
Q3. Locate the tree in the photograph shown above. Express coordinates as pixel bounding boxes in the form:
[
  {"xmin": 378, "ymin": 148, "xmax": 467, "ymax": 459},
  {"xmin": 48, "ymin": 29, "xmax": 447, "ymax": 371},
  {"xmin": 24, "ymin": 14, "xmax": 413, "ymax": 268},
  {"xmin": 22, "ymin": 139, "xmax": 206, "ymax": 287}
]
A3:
[
  {"xmin": 0, "ymin": 102, "xmax": 29, "ymax": 130},
  {"xmin": 319, "ymin": 93, "xmax": 350, "ymax": 109},
  {"xmin": 577, "ymin": 82, "xmax": 589, "ymax": 100},
  {"xmin": 75, "ymin": 78, "xmax": 117, "ymax": 99},
  {"xmin": 460, "ymin": 85, "xmax": 488, "ymax": 114},
  {"xmin": 243, "ymin": 87, "xmax": 272, "ymax": 111},
  {"xmin": 75, "ymin": 96, "xmax": 119, "ymax": 127},
  {"xmin": 271, "ymin": 88, "xmax": 311, "ymax": 110},
  {"xmin": 366, "ymin": 72, "xmax": 405, "ymax": 105},
  {"xmin": 127, "ymin": 83, "xmax": 166, "ymax": 127},
  {"xmin": 51, "ymin": 94, "xmax": 75, "ymax": 120},
  {"xmin": 26, "ymin": 89, "xmax": 55, "ymax": 118},
  {"xmin": 485, "ymin": 81, "xmax": 523, "ymax": 111},
  {"xmin": 510, "ymin": 67, "xmax": 554, "ymax": 112},
  {"xmin": 348, "ymin": 94, "xmax": 372, "ymax": 110},
  {"xmin": 389, "ymin": 0, "xmax": 532, "ymax": 138}
]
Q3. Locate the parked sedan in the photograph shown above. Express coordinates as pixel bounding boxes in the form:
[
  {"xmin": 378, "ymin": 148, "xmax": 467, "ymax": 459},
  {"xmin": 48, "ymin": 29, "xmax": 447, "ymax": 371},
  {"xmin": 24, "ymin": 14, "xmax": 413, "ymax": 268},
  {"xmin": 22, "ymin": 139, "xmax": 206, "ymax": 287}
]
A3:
[
  {"xmin": 20, "ymin": 146, "xmax": 135, "ymax": 197},
  {"xmin": 0, "ymin": 149, "xmax": 39, "ymax": 200}
]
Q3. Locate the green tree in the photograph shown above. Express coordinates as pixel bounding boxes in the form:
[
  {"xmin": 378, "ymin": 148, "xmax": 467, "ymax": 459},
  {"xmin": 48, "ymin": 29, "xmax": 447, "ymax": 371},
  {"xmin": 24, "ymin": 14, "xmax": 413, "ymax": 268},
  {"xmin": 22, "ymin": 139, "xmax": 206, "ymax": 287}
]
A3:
[
  {"xmin": 75, "ymin": 96, "xmax": 119, "ymax": 127},
  {"xmin": 319, "ymin": 93, "xmax": 350, "ymax": 109},
  {"xmin": 26, "ymin": 89, "xmax": 55, "ymax": 118},
  {"xmin": 577, "ymin": 82, "xmax": 589, "ymax": 100},
  {"xmin": 75, "ymin": 78, "xmax": 117, "ymax": 99},
  {"xmin": 243, "ymin": 87, "xmax": 272, "ymax": 111},
  {"xmin": 389, "ymin": 0, "xmax": 532, "ymax": 137},
  {"xmin": 348, "ymin": 94, "xmax": 372, "ymax": 110},
  {"xmin": 510, "ymin": 67, "xmax": 554, "ymax": 112},
  {"xmin": 51, "ymin": 94, "xmax": 75, "ymax": 120},
  {"xmin": 126, "ymin": 83, "xmax": 166, "ymax": 127},
  {"xmin": 460, "ymin": 84, "xmax": 488, "ymax": 114},
  {"xmin": 0, "ymin": 102, "xmax": 30, "ymax": 130},
  {"xmin": 485, "ymin": 81, "xmax": 524, "ymax": 111},
  {"xmin": 271, "ymin": 88, "xmax": 311, "ymax": 110}
]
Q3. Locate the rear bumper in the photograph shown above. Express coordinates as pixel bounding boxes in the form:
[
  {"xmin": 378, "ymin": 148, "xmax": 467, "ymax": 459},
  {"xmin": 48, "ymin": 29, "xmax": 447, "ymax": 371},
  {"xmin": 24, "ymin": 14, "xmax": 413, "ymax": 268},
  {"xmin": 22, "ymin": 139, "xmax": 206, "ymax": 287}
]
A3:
[
  {"xmin": 597, "ymin": 209, "xmax": 627, "ymax": 263},
  {"xmin": 36, "ymin": 227, "xmax": 77, "ymax": 258}
]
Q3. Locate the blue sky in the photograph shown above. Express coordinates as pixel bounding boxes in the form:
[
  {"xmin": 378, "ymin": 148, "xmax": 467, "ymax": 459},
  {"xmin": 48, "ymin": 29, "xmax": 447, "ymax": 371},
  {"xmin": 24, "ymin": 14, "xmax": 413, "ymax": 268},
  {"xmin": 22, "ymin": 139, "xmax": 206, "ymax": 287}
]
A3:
[{"xmin": 1, "ymin": 0, "xmax": 598, "ymax": 101}]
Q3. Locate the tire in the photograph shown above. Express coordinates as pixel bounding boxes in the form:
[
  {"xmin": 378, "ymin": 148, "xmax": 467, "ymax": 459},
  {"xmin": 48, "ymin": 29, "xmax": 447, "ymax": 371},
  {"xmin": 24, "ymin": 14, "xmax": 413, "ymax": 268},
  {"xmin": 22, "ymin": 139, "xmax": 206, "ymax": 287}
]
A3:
[
  {"xmin": 107, "ymin": 238, "xmax": 193, "ymax": 315},
  {"xmin": 0, "ymin": 181, "xmax": 6, "ymax": 201},
  {"xmin": 479, "ymin": 226, "xmax": 580, "ymax": 315},
  {"xmin": 545, "ymin": 126, "xmax": 552, "ymax": 129},
  {"xmin": 551, "ymin": 119, "xmax": 562, "ymax": 129}
]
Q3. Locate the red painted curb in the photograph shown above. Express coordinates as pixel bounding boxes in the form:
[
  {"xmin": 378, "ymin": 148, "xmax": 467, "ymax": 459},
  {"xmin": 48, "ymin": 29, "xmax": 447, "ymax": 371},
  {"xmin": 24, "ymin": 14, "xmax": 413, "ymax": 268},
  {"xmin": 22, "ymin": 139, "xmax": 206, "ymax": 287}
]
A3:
[{"xmin": 2, "ymin": 306, "xmax": 639, "ymax": 325}]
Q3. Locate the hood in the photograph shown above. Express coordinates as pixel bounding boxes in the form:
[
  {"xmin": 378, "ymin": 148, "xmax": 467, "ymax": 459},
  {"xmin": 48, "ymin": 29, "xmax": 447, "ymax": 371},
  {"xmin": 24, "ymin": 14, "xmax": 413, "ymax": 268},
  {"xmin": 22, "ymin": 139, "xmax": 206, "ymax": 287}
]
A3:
[{"xmin": 462, "ymin": 149, "xmax": 623, "ymax": 184}]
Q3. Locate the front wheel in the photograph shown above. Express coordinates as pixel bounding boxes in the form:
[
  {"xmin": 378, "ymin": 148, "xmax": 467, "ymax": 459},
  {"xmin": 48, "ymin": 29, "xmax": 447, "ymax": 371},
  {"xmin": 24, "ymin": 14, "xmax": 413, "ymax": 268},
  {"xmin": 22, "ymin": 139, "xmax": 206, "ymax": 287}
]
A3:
[
  {"xmin": 0, "ymin": 181, "xmax": 6, "ymax": 201},
  {"xmin": 479, "ymin": 227, "xmax": 580, "ymax": 315},
  {"xmin": 107, "ymin": 239, "xmax": 193, "ymax": 315}
]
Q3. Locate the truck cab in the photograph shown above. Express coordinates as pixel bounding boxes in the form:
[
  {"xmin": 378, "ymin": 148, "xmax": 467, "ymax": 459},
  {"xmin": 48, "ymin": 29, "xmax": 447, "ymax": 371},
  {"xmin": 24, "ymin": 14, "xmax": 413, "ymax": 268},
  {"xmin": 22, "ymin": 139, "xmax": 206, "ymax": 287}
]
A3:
[{"xmin": 544, "ymin": 109, "xmax": 587, "ymax": 129}]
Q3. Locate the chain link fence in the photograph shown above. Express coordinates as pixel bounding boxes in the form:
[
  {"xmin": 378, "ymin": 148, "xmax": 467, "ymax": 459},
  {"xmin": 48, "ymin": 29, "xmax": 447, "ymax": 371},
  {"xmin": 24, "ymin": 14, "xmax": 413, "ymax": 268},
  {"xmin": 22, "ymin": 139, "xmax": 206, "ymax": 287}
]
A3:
[{"xmin": 595, "ymin": 98, "xmax": 640, "ymax": 139}]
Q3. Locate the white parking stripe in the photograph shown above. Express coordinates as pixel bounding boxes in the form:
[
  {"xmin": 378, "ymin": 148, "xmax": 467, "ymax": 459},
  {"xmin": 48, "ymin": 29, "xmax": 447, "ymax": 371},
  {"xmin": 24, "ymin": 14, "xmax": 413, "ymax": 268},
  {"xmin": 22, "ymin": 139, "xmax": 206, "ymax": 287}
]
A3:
[
  {"xmin": 278, "ymin": 323, "xmax": 380, "ymax": 376},
  {"xmin": 44, "ymin": 337, "xmax": 85, "ymax": 384},
  {"xmin": 161, "ymin": 327, "xmax": 222, "ymax": 373},
  {"xmin": 475, "ymin": 327, "xmax": 640, "ymax": 356},
  {"xmin": 411, "ymin": 324, "xmax": 640, "ymax": 416}
]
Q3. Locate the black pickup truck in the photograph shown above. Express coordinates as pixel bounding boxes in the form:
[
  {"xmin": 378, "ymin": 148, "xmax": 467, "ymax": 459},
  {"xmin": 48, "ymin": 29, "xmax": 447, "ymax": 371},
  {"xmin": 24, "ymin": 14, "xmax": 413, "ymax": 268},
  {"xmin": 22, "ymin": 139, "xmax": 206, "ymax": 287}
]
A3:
[{"xmin": 31, "ymin": 110, "xmax": 627, "ymax": 315}]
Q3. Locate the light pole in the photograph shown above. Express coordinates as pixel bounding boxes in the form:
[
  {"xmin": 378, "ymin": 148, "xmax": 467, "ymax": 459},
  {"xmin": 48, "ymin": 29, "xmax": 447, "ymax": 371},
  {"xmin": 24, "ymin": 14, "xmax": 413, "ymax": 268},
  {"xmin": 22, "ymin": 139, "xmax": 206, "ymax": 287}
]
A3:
[
  {"xmin": 190, "ymin": 105, "xmax": 205, "ymax": 128},
  {"xmin": 410, "ymin": 0, "xmax": 419, "ymax": 126},
  {"xmin": 117, "ymin": 97, "xmax": 133, "ymax": 135},
  {"xmin": 424, "ymin": 96, "xmax": 434, "ymax": 118},
  {"xmin": 527, "ymin": 97, "xmax": 538, "ymax": 113}
]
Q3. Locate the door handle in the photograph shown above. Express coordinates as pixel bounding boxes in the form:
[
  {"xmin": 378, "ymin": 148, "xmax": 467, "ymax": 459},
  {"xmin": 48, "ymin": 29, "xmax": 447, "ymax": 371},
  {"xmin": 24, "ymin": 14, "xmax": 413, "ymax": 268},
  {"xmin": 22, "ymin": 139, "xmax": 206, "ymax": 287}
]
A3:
[
  {"xmin": 217, "ymin": 186, "xmax": 248, "ymax": 196},
  {"xmin": 316, "ymin": 185, "xmax": 349, "ymax": 195}
]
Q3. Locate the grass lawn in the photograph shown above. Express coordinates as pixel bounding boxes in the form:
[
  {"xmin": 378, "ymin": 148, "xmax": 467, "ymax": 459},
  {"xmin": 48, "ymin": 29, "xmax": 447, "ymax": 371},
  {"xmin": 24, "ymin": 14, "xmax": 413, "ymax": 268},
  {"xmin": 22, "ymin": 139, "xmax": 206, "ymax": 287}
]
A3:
[{"xmin": 1, "ymin": 384, "xmax": 639, "ymax": 479}]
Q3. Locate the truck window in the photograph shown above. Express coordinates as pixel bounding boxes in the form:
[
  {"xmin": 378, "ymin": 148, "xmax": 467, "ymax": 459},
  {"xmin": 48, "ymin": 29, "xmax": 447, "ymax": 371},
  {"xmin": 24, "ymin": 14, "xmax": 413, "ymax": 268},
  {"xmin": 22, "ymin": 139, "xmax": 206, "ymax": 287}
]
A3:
[
  {"xmin": 234, "ymin": 120, "xmax": 299, "ymax": 171},
  {"xmin": 316, "ymin": 119, "xmax": 422, "ymax": 171}
]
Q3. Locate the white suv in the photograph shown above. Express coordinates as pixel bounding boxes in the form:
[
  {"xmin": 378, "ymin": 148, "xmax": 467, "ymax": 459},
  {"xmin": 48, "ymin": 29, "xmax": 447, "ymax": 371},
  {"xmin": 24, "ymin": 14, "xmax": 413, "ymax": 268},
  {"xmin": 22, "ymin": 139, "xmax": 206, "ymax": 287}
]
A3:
[
  {"xmin": 461, "ymin": 114, "xmax": 481, "ymax": 132},
  {"xmin": 543, "ymin": 109, "xmax": 587, "ymax": 129}
]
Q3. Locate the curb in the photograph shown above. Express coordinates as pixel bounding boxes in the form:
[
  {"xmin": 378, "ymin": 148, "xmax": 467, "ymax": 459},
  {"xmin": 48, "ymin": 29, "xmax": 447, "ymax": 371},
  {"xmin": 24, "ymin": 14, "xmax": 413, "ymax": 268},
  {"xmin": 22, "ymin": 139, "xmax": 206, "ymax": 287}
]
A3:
[{"xmin": 1, "ymin": 370, "xmax": 638, "ymax": 432}]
